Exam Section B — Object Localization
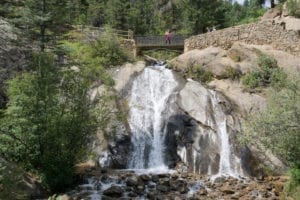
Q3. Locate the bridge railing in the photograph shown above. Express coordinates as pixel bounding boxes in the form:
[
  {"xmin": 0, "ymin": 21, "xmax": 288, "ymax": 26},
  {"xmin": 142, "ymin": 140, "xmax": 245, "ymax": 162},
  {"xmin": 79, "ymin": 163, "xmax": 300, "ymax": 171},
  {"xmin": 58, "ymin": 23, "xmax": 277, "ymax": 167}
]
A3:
[
  {"xmin": 75, "ymin": 26, "xmax": 134, "ymax": 39},
  {"xmin": 134, "ymin": 35, "xmax": 188, "ymax": 47}
]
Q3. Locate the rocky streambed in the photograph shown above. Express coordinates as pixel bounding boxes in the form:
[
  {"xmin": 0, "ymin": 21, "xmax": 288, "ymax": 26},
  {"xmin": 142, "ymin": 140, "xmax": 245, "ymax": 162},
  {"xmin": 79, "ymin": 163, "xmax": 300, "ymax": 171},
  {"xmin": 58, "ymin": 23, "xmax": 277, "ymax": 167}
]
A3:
[{"xmin": 61, "ymin": 169, "xmax": 288, "ymax": 200}]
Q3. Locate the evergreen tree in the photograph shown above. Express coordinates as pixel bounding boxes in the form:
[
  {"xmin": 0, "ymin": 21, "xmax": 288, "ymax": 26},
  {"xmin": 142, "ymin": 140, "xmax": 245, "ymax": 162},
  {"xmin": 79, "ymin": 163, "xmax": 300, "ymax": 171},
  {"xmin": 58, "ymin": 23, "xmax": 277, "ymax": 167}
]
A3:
[
  {"xmin": 20, "ymin": 0, "xmax": 70, "ymax": 51},
  {"xmin": 181, "ymin": 0, "xmax": 225, "ymax": 34},
  {"xmin": 104, "ymin": 0, "xmax": 131, "ymax": 30},
  {"xmin": 0, "ymin": 53, "xmax": 96, "ymax": 191}
]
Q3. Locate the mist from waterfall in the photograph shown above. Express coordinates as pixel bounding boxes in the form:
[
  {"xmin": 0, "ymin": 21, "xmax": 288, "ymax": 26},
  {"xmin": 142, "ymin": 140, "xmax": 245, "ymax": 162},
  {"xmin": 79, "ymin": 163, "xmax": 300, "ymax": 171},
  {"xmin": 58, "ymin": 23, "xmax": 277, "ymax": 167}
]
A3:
[{"xmin": 127, "ymin": 65, "xmax": 178, "ymax": 170}]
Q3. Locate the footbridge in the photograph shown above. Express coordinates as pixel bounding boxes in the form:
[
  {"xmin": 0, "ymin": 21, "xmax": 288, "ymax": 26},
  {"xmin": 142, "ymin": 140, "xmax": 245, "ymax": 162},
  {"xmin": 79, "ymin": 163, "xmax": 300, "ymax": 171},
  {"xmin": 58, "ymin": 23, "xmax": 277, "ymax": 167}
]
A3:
[
  {"xmin": 134, "ymin": 35, "xmax": 188, "ymax": 56},
  {"xmin": 84, "ymin": 27, "xmax": 188, "ymax": 56},
  {"xmin": 58, "ymin": 26, "xmax": 188, "ymax": 57}
]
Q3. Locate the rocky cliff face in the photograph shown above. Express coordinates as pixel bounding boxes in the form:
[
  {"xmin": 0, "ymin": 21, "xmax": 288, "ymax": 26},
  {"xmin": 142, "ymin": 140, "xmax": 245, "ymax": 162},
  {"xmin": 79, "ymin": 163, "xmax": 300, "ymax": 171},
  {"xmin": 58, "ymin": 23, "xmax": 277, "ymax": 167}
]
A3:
[
  {"xmin": 90, "ymin": 61, "xmax": 146, "ymax": 168},
  {"xmin": 169, "ymin": 41, "xmax": 297, "ymax": 174}
]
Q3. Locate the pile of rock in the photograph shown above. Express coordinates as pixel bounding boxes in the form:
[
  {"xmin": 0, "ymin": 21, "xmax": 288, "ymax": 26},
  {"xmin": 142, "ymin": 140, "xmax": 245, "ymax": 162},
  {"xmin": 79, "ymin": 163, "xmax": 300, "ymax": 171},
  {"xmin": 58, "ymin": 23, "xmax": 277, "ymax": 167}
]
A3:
[{"xmin": 62, "ymin": 170, "xmax": 289, "ymax": 200}]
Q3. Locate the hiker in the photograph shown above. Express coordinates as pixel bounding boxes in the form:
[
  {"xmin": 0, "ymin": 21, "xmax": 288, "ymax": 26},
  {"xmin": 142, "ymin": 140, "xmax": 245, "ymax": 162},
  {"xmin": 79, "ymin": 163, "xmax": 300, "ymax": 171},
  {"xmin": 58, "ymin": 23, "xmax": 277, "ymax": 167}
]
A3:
[{"xmin": 165, "ymin": 30, "xmax": 171, "ymax": 44}]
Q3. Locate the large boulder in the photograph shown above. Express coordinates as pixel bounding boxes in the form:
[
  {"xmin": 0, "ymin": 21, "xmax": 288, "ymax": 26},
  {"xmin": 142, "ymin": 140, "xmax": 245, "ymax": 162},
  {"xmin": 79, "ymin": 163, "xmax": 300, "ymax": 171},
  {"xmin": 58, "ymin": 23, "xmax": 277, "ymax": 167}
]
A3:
[
  {"xmin": 208, "ymin": 79, "xmax": 266, "ymax": 116},
  {"xmin": 166, "ymin": 80, "xmax": 244, "ymax": 175},
  {"xmin": 112, "ymin": 61, "xmax": 145, "ymax": 95},
  {"xmin": 169, "ymin": 47, "xmax": 225, "ymax": 72}
]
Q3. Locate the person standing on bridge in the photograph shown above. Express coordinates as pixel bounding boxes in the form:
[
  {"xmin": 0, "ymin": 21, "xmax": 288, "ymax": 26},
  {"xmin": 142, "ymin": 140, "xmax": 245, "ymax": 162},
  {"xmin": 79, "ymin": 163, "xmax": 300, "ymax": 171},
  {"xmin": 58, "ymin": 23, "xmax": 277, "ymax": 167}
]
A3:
[{"xmin": 165, "ymin": 30, "xmax": 171, "ymax": 44}]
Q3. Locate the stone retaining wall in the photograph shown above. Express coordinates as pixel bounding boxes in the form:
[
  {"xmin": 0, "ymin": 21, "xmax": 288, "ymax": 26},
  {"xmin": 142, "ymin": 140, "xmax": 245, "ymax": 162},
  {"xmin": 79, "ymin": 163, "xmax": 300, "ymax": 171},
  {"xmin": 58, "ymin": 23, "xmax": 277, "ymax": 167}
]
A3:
[{"xmin": 184, "ymin": 20, "xmax": 300, "ymax": 56}]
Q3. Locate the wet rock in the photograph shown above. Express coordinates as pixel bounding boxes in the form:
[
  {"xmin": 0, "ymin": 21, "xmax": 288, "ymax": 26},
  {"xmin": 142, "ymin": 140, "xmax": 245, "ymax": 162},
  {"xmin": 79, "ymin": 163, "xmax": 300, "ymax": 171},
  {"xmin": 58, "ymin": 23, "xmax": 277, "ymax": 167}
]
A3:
[
  {"xmin": 197, "ymin": 188, "xmax": 208, "ymax": 195},
  {"xmin": 147, "ymin": 191, "xmax": 158, "ymax": 200},
  {"xmin": 156, "ymin": 184, "xmax": 170, "ymax": 193},
  {"xmin": 102, "ymin": 185, "xmax": 123, "ymax": 197},
  {"xmin": 170, "ymin": 179, "xmax": 188, "ymax": 193},
  {"xmin": 126, "ymin": 177, "xmax": 138, "ymax": 187},
  {"xmin": 220, "ymin": 186, "xmax": 235, "ymax": 194},
  {"xmin": 100, "ymin": 174, "xmax": 113, "ymax": 184},
  {"xmin": 213, "ymin": 176, "xmax": 226, "ymax": 183},
  {"xmin": 148, "ymin": 181, "xmax": 156, "ymax": 189},
  {"xmin": 159, "ymin": 177, "xmax": 170, "ymax": 186},
  {"xmin": 273, "ymin": 182, "xmax": 284, "ymax": 196},
  {"xmin": 152, "ymin": 175, "xmax": 159, "ymax": 182},
  {"xmin": 127, "ymin": 191, "xmax": 138, "ymax": 197},
  {"xmin": 139, "ymin": 174, "xmax": 151, "ymax": 182},
  {"xmin": 136, "ymin": 184, "xmax": 145, "ymax": 194},
  {"xmin": 158, "ymin": 173, "xmax": 169, "ymax": 178},
  {"xmin": 231, "ymin": 192, "xmax": 241, "ymax": 199},
  {"xmin": 101, "ymin": 195, "xmax": 116, "ymax": 200}
]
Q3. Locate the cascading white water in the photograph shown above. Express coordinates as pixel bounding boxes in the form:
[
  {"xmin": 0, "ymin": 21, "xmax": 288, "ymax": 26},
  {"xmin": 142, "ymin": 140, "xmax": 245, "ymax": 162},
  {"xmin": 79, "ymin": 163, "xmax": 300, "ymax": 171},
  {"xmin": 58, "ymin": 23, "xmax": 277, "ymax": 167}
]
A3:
[
  {"xmin": 210, "ymin": 91, "xmax": 241, "ymax": 177},
  {"xmin": 128, "ymin": 65, "xmax": 178, "ymax": 169}
]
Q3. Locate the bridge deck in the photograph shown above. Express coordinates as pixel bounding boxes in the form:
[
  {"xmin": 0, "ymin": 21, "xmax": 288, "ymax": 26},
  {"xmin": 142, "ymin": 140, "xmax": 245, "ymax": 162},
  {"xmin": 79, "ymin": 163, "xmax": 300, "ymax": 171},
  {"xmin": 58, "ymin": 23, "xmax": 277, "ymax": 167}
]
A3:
[{"xmin": 134, "ymin": 35, "xmax": 187, "ymax": 48}]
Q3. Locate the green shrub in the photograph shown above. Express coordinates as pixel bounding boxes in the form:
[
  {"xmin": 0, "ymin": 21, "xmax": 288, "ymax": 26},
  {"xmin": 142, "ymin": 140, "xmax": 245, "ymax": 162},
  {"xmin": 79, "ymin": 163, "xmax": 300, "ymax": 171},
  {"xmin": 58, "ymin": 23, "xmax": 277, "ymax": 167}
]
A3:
[
  {"xmin": 242, "ymin": 71, "xmax": 263, "ymax": 89},
  {"xmin": 285, "ymin": 167, "xmax": 300, "ymax": 198},
  {"xmin": 0, "ymin": 53, "xmax": 97, "ymax": 192},
  {"xmin": 186, "ymin": 65, "xmax": 214, "ymax": 83},
  {"xmin": 270, "ymin": 68, "xmax": 288, "ymax": 89},
  {"xmin": 242, "ymin": 53, "xmax": 286, "ymax": 89},
  {"xmin": 222, "ymin": 66, "xmax": 242, "ymax": 81},
  {"xmin": 286, "ymin": 0, "xmax": 300, "ymax": 18},
  {"xmin": 93, "ymin": 29, "xmax": 131, "ymax": 67}
]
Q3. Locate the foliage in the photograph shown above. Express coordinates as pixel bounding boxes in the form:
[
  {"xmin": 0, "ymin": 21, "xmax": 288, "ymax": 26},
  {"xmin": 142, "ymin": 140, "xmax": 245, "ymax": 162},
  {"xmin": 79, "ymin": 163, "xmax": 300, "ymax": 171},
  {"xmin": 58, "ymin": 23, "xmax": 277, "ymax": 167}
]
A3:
[
  {"xmin": 18, "ymin": 0, "xmax": 71, "ymax": 51},
  {"xmin": 223, "ymin": 0, "xmax": 267, "ymax": 27},
  {"xmin": 285, "ymin": 168, "xmax": 300, "ymax": 199},
  {"xmin": 92, "ymin": 29, "xmax": 131, "ymax": 67},
  {"xmin": 221, "ymin": 66, "xmax": 242, "ymax": 81},
  {"xmin": 186, "ymin": 64, "xmax": 214, "ymax": 83},
  {"xmin": 0, "ymin": 53, "xmax": 97, "ymax": 192},
  {"xmin": 62, "ymin": 28, "xmax": 130, "ymax": 72},
  {"xmin": 242, "ymin": 53, "xmax": 287, "ymax": 89},
  {"xmin": 242, "ymin": 72, "xmax": 300, "ymax": 197},
  {"xmin": 286, "ymin": 0, "xmax": 300, "ymax": 18},
  {"xmin": 242, "ymin": 73, "xmax": 300, "ymax": 166},
  {"xmin": 243, "ymin": 71, "xmax": 263, "ymax": 89}
]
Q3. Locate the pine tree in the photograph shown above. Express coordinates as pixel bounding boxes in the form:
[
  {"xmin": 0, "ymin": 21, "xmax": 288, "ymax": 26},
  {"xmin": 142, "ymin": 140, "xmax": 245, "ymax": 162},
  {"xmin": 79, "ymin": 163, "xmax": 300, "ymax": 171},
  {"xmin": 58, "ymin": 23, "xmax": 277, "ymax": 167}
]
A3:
[
  {"xmin": 21, "ymin": 0, "xmax": 70, "ymax": 51},
  {"xmin": 0, "ymin": 53, "xmax": 96, "ymax": 191}
]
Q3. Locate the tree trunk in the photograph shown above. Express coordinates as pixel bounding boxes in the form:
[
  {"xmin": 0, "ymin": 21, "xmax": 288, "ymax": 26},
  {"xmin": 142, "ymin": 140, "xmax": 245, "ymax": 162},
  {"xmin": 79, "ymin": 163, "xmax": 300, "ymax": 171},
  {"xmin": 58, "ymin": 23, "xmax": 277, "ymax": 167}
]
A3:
[{"xmin": 40, "ymin": 0, "xmax": 46, "ymax": 52}]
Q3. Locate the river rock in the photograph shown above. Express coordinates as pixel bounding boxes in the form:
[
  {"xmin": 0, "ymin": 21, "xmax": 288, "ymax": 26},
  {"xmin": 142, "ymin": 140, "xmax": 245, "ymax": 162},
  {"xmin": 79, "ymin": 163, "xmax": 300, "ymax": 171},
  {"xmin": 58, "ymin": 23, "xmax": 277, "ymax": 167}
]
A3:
[
  {"xmin": 156, "ymin": 184, "xmax": 170, "ymax": 193},
  {"xmin": 126, "ymin": 176, "xmax": 138, "ymax": 187},
  {"xmin": 152, "ymin": 175, "xmax": 159, "ymax": 182},
  {"xmin": 170, "ymin": 179, "xmax": 188, "ymax": 193},
  {"xmin": 139, "ymin": 174, "xmax": 151, "ymax": 182},
  {"xmin": 159, "ymin": 177, "xmax": 170, "ymax": 186},
  {"xmin": 197, "ymin": 188, "xmax": 208, "ymax": 195},
  {"xmin": 220, "ymin": 186, "xmax": 235, "ymax": 194},
  {"xmin": 102, "ymin": 185, "xmax": 123, "ymax": 197}
]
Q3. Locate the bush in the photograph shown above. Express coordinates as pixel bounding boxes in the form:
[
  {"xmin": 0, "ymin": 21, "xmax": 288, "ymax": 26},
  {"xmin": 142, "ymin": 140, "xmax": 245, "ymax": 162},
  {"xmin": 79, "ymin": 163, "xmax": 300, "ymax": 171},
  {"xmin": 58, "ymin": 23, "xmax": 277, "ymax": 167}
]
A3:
[
  {"xmin": 186, "ymin": 65, "xmax": 214, "ymax": 83},
  {"xmin": 285, "ymin": 167, "xmax": 300, "ymax": 198},
  {"xmin": 242, "ymin": 71, "xmax": 263, "ymax": 89},
  {"xmin": 242, "ymin": 53, "xmax": 286, "ymax": 89},
  {"xmin": 222, "ymin": 66, "xmax": 242, "ymax": 81},
  {"xmin": 0, "ymin": 53, "xmax": 97, "ymax": 192},
  {"xmin": 242, "ymin": 73, "xmax": 300, "ymax": 198},
  {"xmin": 92, "ymin": 28, "xmax": 131, "ymax": 67},
  {"xmin": 286, "ymin": 0, "xmax": 300, "ymax": 18},
  {"xmin": 242, "ymin": 72, "xmax": 300, "ymax": 168}
]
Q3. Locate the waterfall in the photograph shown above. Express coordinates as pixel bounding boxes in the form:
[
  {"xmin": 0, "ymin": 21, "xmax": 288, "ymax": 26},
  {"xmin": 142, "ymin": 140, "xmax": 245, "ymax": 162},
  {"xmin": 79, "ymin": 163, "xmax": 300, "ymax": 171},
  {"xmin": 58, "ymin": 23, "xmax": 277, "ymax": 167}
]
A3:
[
  {"xmin": 128, "ymin": 65, "xmax": 178, "ymax": 169},
  {"xmin": 210, "ymin": 91, "xmax": 241, "ymax": 177}
]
